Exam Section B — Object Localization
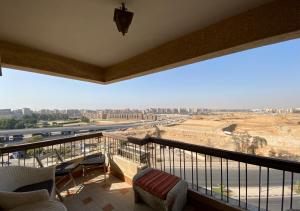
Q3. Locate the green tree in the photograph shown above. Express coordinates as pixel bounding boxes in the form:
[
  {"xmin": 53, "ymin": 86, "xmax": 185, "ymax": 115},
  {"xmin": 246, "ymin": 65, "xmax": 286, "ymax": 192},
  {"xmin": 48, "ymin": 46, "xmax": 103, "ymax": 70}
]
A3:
[
  {"xmin": 14, "ymin": 121, "xmax": 25, "ymax": 129},
  {"xmin": 0, "ymin": 119, "xmax": 18, "ymax": 129},
  {"xmin": 81, "ymin": 116, "xmax": 90, "ymax": 123}
]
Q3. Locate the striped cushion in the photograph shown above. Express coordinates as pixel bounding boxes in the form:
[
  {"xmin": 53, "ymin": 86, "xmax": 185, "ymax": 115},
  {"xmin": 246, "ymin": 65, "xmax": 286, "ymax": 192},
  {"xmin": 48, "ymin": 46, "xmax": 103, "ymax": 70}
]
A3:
[{"xmin": 134, "ymin": 169, "xmax": 180, "ymax": 200}]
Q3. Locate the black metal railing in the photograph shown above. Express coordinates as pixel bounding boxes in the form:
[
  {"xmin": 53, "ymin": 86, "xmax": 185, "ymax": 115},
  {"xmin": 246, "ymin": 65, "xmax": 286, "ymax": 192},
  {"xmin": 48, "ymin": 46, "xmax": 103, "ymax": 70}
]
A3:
[
  {"xmin": 1, "ymin": 132, "xmax": 299, "ymax": 211},
  {"xmin": 104, "ymin": 134, "xmax": 300, "ymax": 211}
]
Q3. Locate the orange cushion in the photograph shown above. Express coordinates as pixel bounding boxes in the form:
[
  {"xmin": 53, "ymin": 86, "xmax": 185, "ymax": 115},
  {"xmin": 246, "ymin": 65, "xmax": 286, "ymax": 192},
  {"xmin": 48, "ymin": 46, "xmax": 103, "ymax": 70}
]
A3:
[{"xmin": 134, "ymin": 169, "xmax": 181, "ymax": 200}]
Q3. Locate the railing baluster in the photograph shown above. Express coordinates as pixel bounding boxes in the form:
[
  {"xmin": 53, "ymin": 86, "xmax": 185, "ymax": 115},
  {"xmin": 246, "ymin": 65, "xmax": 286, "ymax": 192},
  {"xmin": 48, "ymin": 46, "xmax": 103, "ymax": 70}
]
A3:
[
  {"xmin": 163, "ymin": 146, "xmax": 165, "ymax": 171},
  {"xmin": 245, "ymin": 163, "xmax": 248, "ymax": 209},
  {"xmin": 191, "ymin": 151, "xmax": 194, "ymax": 189},
  {"xmin": 169, "ymin": 146, "xmax": 171, "ymax": 174},
  {"xmin": 179, "ymin": 149, "xmax": 182, "ymax": 178},
  {"xmin": 281, "ymin": 170, "xmax": 285, "ymax": 211},
  {"xmin": 132, "ymin": 142, "xmax": 135, "ymax": 162},
  {"xmin": 183, "ymin": 150, "xmax": 186, "ymax": 180},
  {"xmin": 18, "ymin": 151, "xmax": 20, "ymax": 166},
  {"xmin": 210, "ymin": 156, "xmax": 212, "ymax": 196},
  {"xmin": 160, "ymin": 145, "xmax": 162, "ymax": 170},
  {"xmin": 290, "ymin": 172, "xmax": 294, "ymax": 209},
  {"xmin": 221, "ymin": 158, "xmax": 223, "ymax": 200},
  {"xmin": 63, "ymin": 143, "xmax": 66, "ymax": 160},
  {"xmin": 258, "ymin": 166, "xmax": 261, "ymax": 211},
  {"xmin": 23, "ymin": 150, "xmax": 26, "ymax": 166},
  {"xmin": 154, "ymin": 143, "xmax": 157, "ymax": 169},
  {"xmin": 205, "ymin": 154, "xmax": 207, "ymax": 194},
  {"xmin": 139, "ymin": 144, "xmax": 142, "ymax": 164},
  {"xmin": 59, "ymin": 144, "xmax": 62, "ymax": 157},
  {"xmin": 51, "ymin": 145, "xmax": 54, "ymax": 164},
  {"xmin": 83, "ymin": 139, "xmax": 86, "ymax": 158},
  {"xmin": 238, "ymin": 161, "xmax": 241, "ymax": 207},
  {"xmin": 33, "ymin": 148, "xmax": 36, "ymax": 167},
  {"xmin": 151, "ymin": 142, "xmax": 154, "ymax": 167},
  {"xmin": 196, "ymin": 153, "xmax": 198, "ymax": 191},
  {"xmin": 266, "ymin": 167, "xmax": 270, "ymax": 211},
  {"xmin": 226, "ymin": 159, "xmax": 229, "ymax": 203},
  {"xmin": 71, "ymin": 141, "xmax": 73, "ymax": 158},
  {"xmin": 172, "ymin": 147, "xmax": 175, "ymax": 175},
  {"xmin": 46, "ymin": 146, "xmax": 49, "ymax": 166},
  {"xmin": 7, "ymin": 153, "xmax": 10, "ymax": 166}
]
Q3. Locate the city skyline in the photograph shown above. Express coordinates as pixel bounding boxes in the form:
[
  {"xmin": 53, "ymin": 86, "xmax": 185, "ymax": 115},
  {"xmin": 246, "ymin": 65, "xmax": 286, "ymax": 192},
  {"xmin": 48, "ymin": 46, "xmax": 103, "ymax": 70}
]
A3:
[
  {"xmin": 0, "ymin": 107, "xmax": 299, "ymax": 112},
  {"xmin": 0, "ymin": 38, "xmax": 300, "ymax": 109}
]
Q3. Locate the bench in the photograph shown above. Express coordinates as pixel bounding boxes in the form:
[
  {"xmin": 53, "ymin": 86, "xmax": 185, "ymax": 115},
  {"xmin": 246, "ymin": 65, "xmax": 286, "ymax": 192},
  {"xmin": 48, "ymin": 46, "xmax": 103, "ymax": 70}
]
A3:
[{"xmin": 133, "ymin": 168, "xmax": 187, "ymax": 211}]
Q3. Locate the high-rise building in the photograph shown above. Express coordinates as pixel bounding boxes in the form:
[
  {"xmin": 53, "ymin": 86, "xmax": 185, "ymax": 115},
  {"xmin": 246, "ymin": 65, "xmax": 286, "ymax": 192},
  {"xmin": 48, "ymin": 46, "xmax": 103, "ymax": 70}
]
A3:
[
  {"xmin": 0, "ymin": 109, "xmax": 13, "ymax": 119},
  {"xmin": 22, "ymin": 108, "xmax": 33, "ymax": 116}
]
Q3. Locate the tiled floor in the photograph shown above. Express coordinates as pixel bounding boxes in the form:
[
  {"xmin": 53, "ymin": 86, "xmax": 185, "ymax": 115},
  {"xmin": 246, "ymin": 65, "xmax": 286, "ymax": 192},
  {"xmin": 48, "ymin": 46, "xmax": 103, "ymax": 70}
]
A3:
[{"xmin": 61, "ymin": 170, "xmax": 195, "ymax": 211}]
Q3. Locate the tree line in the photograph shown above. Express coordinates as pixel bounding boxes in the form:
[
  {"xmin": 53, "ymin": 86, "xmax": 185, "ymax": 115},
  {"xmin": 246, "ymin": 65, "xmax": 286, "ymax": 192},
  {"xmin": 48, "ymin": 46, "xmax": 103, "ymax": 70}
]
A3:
[{"xmin": 0, "ymin": 113, "xmax": 69, "ymax": 130}]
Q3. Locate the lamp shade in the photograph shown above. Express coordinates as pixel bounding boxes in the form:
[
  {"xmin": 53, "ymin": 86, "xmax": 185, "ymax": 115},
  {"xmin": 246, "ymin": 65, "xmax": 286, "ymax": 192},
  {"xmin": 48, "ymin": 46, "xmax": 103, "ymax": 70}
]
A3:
[{"xmin": 113, "ymin": 3, "xmax": 134, "ymax": 36}]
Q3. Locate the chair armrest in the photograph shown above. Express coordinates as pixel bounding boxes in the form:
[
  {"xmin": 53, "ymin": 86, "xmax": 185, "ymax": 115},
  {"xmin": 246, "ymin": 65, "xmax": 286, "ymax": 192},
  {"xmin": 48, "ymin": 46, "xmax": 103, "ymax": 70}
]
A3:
[
  {"xmin": 0, "ymin": 166, "xmax": 55, "ymax": 192},
  {"xmin": 0, "ymin": 189, "xmax": 49, "ymax": 210}
]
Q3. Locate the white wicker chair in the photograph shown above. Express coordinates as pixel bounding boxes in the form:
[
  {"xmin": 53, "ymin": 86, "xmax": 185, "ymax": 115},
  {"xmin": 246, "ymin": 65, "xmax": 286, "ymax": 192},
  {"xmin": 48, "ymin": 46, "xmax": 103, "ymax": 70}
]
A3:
[{"xmin": 0, "ymin": 166, "xmax": 67, "ymax": 211}]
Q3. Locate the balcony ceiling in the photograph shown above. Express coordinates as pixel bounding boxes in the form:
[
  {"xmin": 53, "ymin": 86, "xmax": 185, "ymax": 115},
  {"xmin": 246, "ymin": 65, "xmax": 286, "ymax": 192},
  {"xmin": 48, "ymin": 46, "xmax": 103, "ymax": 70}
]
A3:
[{"xmin": 0, "ymin": 0, "xmax": 299, "ymax": 84}]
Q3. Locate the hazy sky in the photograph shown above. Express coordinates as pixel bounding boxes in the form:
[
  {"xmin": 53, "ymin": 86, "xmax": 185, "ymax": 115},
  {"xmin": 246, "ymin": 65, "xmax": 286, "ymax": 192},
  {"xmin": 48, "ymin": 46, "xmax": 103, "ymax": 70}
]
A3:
[{"xmin": 0, "ymin": 38, "xmax": 300, "ymax": 110}]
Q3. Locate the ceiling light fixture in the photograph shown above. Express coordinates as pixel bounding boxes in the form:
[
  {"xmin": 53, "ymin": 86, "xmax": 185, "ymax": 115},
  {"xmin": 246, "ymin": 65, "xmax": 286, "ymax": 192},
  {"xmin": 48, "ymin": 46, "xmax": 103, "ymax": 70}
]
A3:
[{"xmin": 113, "ymin": 2, "xmax": 134, "ymax": 36}]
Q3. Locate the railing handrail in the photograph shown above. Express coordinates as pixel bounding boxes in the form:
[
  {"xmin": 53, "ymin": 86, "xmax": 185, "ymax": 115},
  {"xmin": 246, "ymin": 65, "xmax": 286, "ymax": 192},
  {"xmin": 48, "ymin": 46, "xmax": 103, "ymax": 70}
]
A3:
[
  {"xmin": 102, "ymin": 133, "xmax": 149, "ymax": 145},
  {"xmin": 102, "ymin": 133, "xmax": 300, "ymax": 173},
  {"xmin": 0, "ymin": 132, "xmax": 103, "ymax": 154}
]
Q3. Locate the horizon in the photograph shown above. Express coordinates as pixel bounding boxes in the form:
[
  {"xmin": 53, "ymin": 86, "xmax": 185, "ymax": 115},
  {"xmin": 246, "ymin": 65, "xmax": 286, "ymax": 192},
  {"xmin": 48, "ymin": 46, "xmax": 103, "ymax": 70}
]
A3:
[
  {"xmin": 1, "ymin": 107, "xmax": 299, "ymax": 112},
  {"xmin": 1, "ymin": 38, "xmax": 300, "ymax": 110}
]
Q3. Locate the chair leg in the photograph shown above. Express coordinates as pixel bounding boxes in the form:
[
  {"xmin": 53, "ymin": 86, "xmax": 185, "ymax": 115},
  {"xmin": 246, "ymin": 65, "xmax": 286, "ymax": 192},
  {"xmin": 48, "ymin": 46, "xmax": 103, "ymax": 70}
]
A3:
[
  {"xmin": 103, "ymin": 165, "xmax": 106, "ymax": 184},
  {"xmin": 69, "ymin": 172, "xmax": 77, "ymax": 187},
  {"xmin": 56, "ymin": 187, "xmax": 64, "ymax": 202},
  {"xmin": 82, "ymin": 165, "xmax": 86, "ymax": 185}
]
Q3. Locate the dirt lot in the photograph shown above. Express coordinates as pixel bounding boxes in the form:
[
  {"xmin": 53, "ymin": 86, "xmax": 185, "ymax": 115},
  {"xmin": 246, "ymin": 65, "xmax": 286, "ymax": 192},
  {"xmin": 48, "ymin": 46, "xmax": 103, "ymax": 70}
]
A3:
[{"xmin": 120, "ymin": 112, "xmax": 300, "ymax": 160}]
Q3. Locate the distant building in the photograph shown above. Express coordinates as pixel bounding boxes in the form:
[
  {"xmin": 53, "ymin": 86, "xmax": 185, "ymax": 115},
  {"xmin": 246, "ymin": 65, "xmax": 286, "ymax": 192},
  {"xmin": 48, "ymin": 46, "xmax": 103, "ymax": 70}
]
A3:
[
  {"xmin": 22, "ymin": 108, "xmax": 33, "ymax": 116},
  {"xmin": 144, "ymin": 113, "xmax": 157, "ymax": 121},
  {"xmin": 12, "ymin": 109, "xmax": 23, "ymax": 118},
  {"xmin": 67, "ymin": 109, "xmax": 82, "ymax": 119},
  {"xmin": 0, "ymin": 109, "xmax": 13, "ymax": 119},
  {"xmin": 82, "ymin": 110, "xmax": 106, "ymax": 120}
]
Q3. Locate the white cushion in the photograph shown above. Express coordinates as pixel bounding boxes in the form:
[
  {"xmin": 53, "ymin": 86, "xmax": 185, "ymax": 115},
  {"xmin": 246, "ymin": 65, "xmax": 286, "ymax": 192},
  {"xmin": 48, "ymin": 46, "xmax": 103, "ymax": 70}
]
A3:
[
  {"xmin": 0, "ymin": 189, "xmax": 49, "ymax": 210},
  {"xmin": 10, "ymin": 200, "xmax": 67, "ymax": 211}
]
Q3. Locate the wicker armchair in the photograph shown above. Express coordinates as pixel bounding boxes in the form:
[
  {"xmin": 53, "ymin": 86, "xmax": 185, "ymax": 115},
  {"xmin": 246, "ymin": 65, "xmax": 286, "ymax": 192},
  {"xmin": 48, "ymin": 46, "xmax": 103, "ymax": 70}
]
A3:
[{"xmin": 0, "ymin": 166, "xmax": 67, "ymax": 211}]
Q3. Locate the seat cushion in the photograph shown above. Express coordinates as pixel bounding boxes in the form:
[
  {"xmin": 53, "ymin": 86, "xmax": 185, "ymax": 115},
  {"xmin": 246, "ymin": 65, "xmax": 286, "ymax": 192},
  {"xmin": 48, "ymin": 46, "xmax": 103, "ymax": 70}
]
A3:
[
  {"xmin": 56, "ymin": 161, "xmax": 79, "ymax": 176},
  {"xmin": 14, "ymin": 180, "xmax": 53, "ymax": 195},
  {"xmin": 134, "ymin": 169, "xmax": 181, "ymax": 200},
  {"xmin": 9, "ymin": 200, "xmax": 67, "ymax": 211},
  {"xmin": 80, "ymin": 153, "xmax": 105, "ymax": 166}
]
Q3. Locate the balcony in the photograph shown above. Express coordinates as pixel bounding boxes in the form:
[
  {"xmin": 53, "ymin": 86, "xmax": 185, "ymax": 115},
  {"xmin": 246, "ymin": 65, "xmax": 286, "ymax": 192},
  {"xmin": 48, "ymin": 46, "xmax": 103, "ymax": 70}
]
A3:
[{"xmin": 1, "ymin": 132, "xmax": 299, "ymax": 211}]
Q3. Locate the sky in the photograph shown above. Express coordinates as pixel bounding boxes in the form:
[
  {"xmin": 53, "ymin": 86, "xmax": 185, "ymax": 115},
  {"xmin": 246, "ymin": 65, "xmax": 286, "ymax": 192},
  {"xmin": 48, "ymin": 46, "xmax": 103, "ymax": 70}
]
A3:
[{"xmin": 0, "ymin": 38, "xmax": 300, "ymax": 110}]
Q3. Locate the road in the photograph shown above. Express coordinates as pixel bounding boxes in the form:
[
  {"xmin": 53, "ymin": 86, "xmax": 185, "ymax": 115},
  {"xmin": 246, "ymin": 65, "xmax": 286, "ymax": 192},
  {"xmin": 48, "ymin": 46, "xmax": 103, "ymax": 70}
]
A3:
[
  {"xmin": 0, "ymin": 121, "xmax": 159, "ymax": 136},
  {"xmin": 161, "ymin": 166, "xmax": 300, "ymax": 210},
  {"xmin": 0, "ymin": 118, "xmax": 184, "ymax": 137},
  {"xmin": 172, "ymin": 166, "xmax": 300, "ymax": 187}
]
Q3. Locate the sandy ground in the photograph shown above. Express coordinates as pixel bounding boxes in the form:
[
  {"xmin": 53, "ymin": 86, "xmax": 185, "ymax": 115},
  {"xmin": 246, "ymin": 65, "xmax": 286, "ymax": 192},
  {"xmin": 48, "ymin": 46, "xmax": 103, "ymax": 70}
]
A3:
[{"xmin": 118, "ymin": 112, "xmax": 300, "ymax": 161}]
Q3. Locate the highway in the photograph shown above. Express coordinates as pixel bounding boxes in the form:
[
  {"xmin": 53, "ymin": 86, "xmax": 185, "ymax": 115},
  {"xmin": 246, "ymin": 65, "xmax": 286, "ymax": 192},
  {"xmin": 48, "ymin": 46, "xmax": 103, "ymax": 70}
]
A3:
[{"xmin": 0, "ymin": 121, "xmax": 158, "ymax": 136}]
